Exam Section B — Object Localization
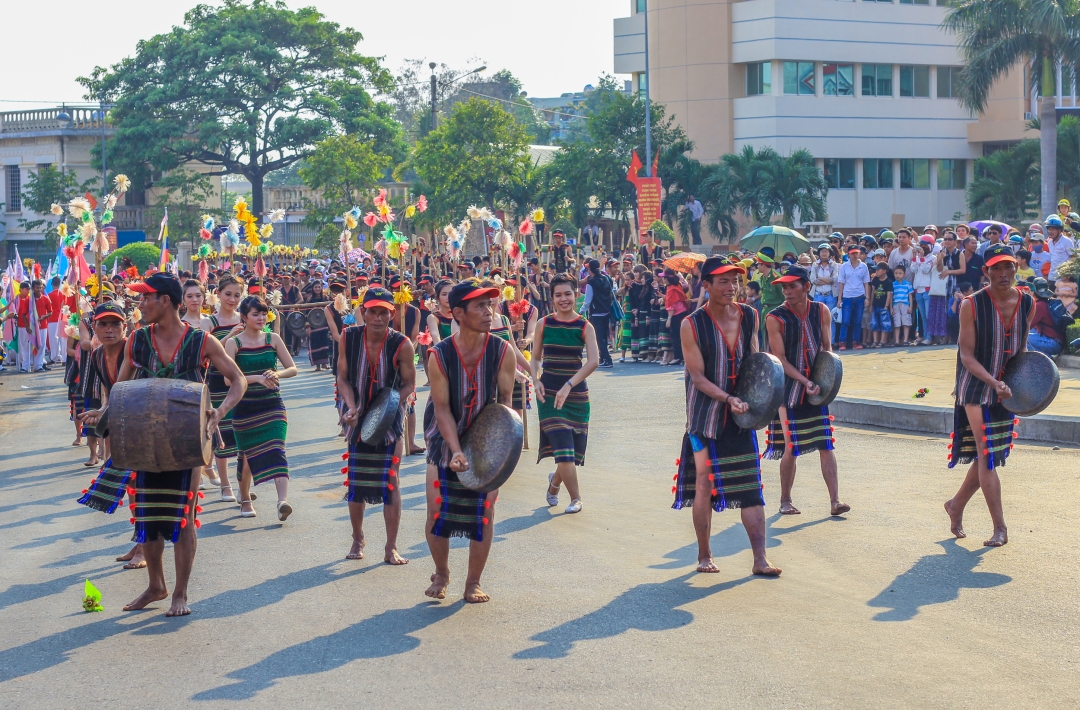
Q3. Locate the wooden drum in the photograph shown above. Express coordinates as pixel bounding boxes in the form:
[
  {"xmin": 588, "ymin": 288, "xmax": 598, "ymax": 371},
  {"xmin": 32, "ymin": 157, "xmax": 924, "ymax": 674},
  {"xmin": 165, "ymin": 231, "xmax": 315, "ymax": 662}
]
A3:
[{"xmin": 109, "ymin": 379, "xmax": 212, "ymax": 472}]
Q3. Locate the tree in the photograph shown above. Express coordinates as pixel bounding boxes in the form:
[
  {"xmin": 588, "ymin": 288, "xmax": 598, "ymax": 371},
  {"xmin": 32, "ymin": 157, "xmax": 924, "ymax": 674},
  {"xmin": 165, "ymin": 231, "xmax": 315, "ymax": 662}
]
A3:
[
  {"xmin": 451, "ymin": 70, "xmax": 551, "ymax": 145},
  {"xmin": 79, "ymin": 0, "xmax": 403, "ymax": 217},
  {"xmin": 700, "ymin": 145, "xmax": 769, "ymax": 235},
  {"xmin": 388, "ymin": 58, "xmax": 481, "ymax": 138},
  {"xmin": 967, "ymin": 140, "xmax": 1040, "ymax": 222},
  {"xmin": 105, "ymin": 242, "xmax": 162, "ymax": 272},
  {"xmin": 18, "ymin": 166, "xmax": 98, "ymax": 252},
  {"xmin": 298, "ymin": 134, "xmax": 391, "ymax": 233},
  {"xmin": 755, "ymin": 148, "xmax": 829, "ymax": 228},
  {"xmin": 145, "ymin": 169, "xmax": 220, "ymax": 246},
  {"xmin": 944, "ymin": 0, "xmax": 1080, "ymax": 220},
  {"xmin": 658, "ymin": 138, "xmax": 711, "ymax": 245},
  {"xmin": 409, "ymin": 98, "xmax": 531, "ymax": 225}
]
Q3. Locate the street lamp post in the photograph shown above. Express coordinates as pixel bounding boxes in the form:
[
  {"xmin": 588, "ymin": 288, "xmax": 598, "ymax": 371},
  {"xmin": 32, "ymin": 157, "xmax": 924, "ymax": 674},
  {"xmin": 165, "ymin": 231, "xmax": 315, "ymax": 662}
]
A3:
[
  {"xmin": 643, "ymin": 0, "xmax": 652, "ymax": 178},
  {"xmin": 429, "ymin": 62, "xmax": 438, "ymax": 133}
]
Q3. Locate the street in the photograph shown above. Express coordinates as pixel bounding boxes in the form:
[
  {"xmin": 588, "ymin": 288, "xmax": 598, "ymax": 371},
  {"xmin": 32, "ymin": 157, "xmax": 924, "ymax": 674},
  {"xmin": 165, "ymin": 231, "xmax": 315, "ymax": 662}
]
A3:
[{"xmin": 1, "ymin": 363, "xmax": 1078, "ymax": 708}]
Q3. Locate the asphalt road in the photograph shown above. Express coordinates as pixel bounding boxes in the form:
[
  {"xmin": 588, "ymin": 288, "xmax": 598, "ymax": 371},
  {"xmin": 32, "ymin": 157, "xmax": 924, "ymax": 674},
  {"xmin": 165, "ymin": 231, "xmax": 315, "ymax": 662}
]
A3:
[{"xmin": 1, "ymin": 361, "xmax": 1078, "ymax": 709}]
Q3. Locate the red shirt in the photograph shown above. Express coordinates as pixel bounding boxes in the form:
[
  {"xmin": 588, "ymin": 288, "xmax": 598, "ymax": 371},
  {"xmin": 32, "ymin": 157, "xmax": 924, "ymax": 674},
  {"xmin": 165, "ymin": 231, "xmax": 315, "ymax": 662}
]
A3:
[
  {"xmin": 16, "ymin": 295, "xmax": 52, "ymax": 329},
  {"xmin": 47, "ymin": 290, "xmax": 64, "ymax": 323},
  {"xmin": 1031, "ymin": 300, "xmax": 1061, "ymax": 341}
]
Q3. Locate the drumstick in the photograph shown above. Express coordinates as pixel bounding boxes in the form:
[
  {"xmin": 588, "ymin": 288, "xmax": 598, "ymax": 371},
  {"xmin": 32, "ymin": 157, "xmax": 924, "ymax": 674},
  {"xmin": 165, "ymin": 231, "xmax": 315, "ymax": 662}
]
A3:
[{"xmin": 520, "ymin": 380, "xmax": 529, "ymax": 450}]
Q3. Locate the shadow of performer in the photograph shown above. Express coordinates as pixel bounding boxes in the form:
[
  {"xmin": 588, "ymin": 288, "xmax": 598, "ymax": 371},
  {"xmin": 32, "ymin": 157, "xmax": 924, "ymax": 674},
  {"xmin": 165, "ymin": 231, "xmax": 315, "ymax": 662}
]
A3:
[{"xmin": 867, "ymin": 539, "xmax": 1011, "ymax": 622}]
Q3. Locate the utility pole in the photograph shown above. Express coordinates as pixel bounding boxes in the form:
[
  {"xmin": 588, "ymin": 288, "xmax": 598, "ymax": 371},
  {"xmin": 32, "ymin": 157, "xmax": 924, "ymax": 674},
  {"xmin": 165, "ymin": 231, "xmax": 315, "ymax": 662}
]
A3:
[
  {"xmin": 99, "ymin": 97, "xmax": 108, "ymax": 198},
  {"xmin": 430, "ymin": 62, "xmax": 438, "ymax": 133},
  {"xmin": 643, "ymin": 0, "xmax": 652, "ymax": 177}
]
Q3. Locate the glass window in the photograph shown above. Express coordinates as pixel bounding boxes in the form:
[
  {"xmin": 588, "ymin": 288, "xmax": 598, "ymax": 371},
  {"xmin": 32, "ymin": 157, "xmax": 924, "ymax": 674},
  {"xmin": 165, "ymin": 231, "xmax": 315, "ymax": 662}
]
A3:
[
  {"xmin": 900, "ymin": 0, "xmax": 930, "ymax": 5},
  {"xmin": 938, "ymin": 159, "xmax": 967, "ymax": 189},
  {"xmin": 6, "ymin": 165, "xmax": 20, "ymax": 212},
  {"xmin": 900, "ymin": 66, "xmax": 930, "ymax": 97},
  {"xmin": 784, "ymin": 61, "xmax": 815, "ymax": 95},
  {"xmin": 900, "ymin": 159, "xmax": 930, "ymax": 189},
  {"xmin": 636, "ymin": 0, "xmax": 647, "ymax": 13},
  {"xmin": 747, "ymin": 62, "xmax": 771, "ymax": 96},
  {"xmin": 937, "ymin": 66, "xmax": 961, "ymax": 98},
  {"xmin": 637, "ymin": 72, "xmax": 647, "ymax": 94},
  {"xmin": 863, "ymin": 159, "xmax": 894, "ymax": 189},
  {"xmin": 823, "ymin": 64, "xmax": 854, "ymax": 96},
  {"xmin": 862, "ymin": 64, "xmax": 893, "ymax": 97},
  {"xmin": 823, "ymin": 159, "xmax": 856, "ymax": 189}
]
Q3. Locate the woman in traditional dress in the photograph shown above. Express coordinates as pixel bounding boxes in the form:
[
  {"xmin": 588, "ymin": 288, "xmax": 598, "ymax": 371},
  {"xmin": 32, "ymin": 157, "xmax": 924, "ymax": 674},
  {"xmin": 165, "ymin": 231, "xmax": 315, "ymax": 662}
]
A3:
[
  {"xmin": 484, "ymin": 280, "xmax": 532, "ymax": 419},
  {"xmin": 180, "ymin": 279, "xmax": 219, "ymax": 488},
  {"xmin": 532, "ymin": 273, "xmax": 599, "ymax": 515},
  {"xmin": 306, "ymin": 279, "xmax": 331, "ymax": 370},
  {"xmin": 203, "ymin": 274, "xmax": 243, "ymax": 502},
  {"xmin": 325, "ymin": 277, "xmax": 350, "ymax": 436},
  {"xmin": 426, "ymin": 279, "xmax": 456, "ymax": 344},
  {"xmin": 615, "ymin": 271, "xmax": 635, "ymax": 362},
  {"xmin": 226, "ymin": 296, "xmax": 298, "ymax": 521}
]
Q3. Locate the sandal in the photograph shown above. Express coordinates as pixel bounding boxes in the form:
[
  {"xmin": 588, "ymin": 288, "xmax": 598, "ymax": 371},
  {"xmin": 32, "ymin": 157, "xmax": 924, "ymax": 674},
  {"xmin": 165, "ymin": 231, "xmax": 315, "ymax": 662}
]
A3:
[
  {"xmin": 240, "ymin": 500, "xmax": 256, "ymax": 518},
  {"xmin": 546, "ymin": 473, "xmax": 559, "ymax": 507},
  {"xmin": 277, "ymin": 501, "xmax": 293, "ymax": 522},
  {"xmin": 220, "ymin": 486, "xmax": 236, "ymax": 503}
]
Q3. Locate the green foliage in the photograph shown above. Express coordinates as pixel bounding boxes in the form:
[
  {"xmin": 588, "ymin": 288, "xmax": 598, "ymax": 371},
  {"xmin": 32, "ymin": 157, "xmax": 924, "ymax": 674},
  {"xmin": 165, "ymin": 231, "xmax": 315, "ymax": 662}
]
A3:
[
  {"xmin": 79, "ymin": 0, "xmax": 403, "ymax": 215},
  {"xmin": 967, "ymin": 140, "xmax": 1040, "ymax": 222},
  {"xmin": 299, "ymin": 134, "xmax": 391, "ymax": 232},
  {"xmin": 409, "ymin": 98, "xmax": 531, "ymax": 225},
  {"xmin": 312, "ymin": 222, "xmax": 341, "ymax": 254},
  {"xmin": 648, "ymin": 220, "xmax": 676, "ymax": 243},
  {"xmin": 1056, "ymin": 115, "xmax": 1080, "ymax": 206},
  {"xmin": 18, "ymin": 166, "xmax": 98, "ymax": 252},
  {"xmin": 449, "ymin": 70, "xmax": 550, "ymax": 145},
  {"xmin": 107, "ymin": 241, "xmax": 161, "ymax": 272},
  {"xmin": 551, "ymin": 217, "xmax": 578, "ymax": 237}
]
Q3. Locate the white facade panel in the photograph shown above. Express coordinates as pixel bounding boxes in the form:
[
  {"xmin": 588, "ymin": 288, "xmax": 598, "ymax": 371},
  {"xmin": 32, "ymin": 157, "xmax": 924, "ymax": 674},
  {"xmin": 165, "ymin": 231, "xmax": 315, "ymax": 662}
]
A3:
[
  {"xmin": 613, "ymin": 15, "xmax": 646, "ymax": 75},
  {"xmin": 732, "ymin": 0, "xmax": 959, "ymax": 66}
]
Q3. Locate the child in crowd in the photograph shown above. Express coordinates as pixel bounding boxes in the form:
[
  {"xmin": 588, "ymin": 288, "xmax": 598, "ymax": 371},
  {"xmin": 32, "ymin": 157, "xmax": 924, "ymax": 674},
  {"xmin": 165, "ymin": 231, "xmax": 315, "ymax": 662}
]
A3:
[
  {"xmin": 1015, "ymin": 249, "xmax": 1036, "ymax": 284},
  {"xmin": 870, "ymin": 262, "xmax": 893, "ymax": 348},
  {"xmin": 891, "ymin": 265, "xmax": 914, "ymax": 346},
  {"xmin": 947, "ymin": 281, "xmax": 974, "ymax": 343}
]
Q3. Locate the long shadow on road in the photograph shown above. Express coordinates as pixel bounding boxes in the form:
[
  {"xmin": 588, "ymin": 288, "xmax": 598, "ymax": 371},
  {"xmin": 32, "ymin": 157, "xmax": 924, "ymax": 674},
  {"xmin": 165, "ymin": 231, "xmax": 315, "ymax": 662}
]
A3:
[
  {"xmin": 513, "ymin": 572, "xmax": 762, "ymax": 659},
  {"xmin": 191, "ymin": 601, "xmax": 463, "ymax": 701},
  {"xmin": 867, "ymin": 538, "xmax": 1010, "ymax": 621}
]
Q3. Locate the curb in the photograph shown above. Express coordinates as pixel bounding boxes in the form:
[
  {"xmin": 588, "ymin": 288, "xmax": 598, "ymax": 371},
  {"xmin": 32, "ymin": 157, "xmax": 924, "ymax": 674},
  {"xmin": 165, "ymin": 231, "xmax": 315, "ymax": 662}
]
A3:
[{"xmin": 830, "ymin": 397, "xmax": 1078, "ymax": 446}]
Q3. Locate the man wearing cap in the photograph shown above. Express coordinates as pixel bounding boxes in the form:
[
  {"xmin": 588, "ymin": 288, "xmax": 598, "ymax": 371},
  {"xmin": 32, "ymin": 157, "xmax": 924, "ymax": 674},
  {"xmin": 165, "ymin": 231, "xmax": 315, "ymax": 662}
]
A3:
[
  {"xmin": 76, "ymin": 303, "xmax": 146, "ymax": 566},
  {"xmin": 80, "ymin": 273, "xmax": 247, "ymax": 617},
  {"xmin": 638, "ymin": 230, "xmax": 665, "ymax": 267},
  {"xmin": 549, "ymin": 229, "xmax": 572, "ymax": 275},
  {"xmin": 888, "ymin": 229, "xmax": 917, "ymax": 282},
  {"xmin": 1044, "ymin": 215, "xmax": 1075, "ymax": 285},
  {"xmin": 423, "ymin": 280, "xmax": 518, "ymax": 603},
  {"xmin": 763, "ymin": 265, "xmax": 849, "ymax": 517},
  {"xmin": 836, "ymin": 245, "xmax": 871, "ymax": 350},
  {"xmin": 754, "ymin": 254, "xmax": 784, "ymax": 319},
  {"xmin": 338, "ymin": 287, "xmax": 417, "ymax": 565},
  {"xmin": 675, "ymin": 256, "xmax": 780, "ymax": 576},
  {"xmin": 945, "ymin": 244, "xmax": 1034, "ymax": 547}
]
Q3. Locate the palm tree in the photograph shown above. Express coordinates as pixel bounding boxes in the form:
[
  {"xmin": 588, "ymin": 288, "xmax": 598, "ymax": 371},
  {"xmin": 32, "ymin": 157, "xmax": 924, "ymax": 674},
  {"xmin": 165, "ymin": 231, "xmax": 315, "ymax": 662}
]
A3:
[
  {"xmin": 1055, "ymin": 114, "xmax": 1080, "ymax": 205},
  {"xmin": 698, "ymin": 144, "xmax": 766, "ymax": 238},
  {"xmin": 755, "ymin": 148, "xmax": 829, "ymax": 228},
  {"xmin": 943, "ymin": 0, "xmax": 1080, "ymax": 220},
  {"xmin": 966, "ymin": 140, "xmax": 1040, "ymax": 222}
]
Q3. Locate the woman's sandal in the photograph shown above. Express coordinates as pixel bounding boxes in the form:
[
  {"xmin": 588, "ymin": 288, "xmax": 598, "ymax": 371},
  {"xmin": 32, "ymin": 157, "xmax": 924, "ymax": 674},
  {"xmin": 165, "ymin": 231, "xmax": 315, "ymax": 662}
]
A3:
[
  {"xmin": 240, "ymin": 500, "xmax": 256, "ymax": 518},
  {"xmin": 220, "ymin": 486, "xmax": 236, "ymax": 503},
  {"xmin": 277, "ymin": 501, "xmax": 293, "ymax": 522}
]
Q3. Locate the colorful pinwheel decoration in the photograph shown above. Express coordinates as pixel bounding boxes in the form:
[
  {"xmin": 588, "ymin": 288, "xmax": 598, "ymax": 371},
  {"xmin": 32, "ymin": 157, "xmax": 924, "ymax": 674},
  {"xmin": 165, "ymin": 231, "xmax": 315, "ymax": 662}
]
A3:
[{"xmin": 50, "ymin": 174, "xmax": 130, "ymax": 286}]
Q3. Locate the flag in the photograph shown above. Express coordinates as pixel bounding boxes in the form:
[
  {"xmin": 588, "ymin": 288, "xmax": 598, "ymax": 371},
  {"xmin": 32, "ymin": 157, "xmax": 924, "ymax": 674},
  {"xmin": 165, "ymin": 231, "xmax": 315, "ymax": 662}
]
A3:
[
  {"xmin": 159, "ymin": 233, "xmax": 169, "ymax": 271},
  {"xmin": 626, "ymin": 150, "xmax": 643, "ymax": 185},
  {"xmin": 110, "ymin": 258, "xmax": 118, "ymax": 278},
  {"xmin": 54, "ymin": 242, "xmax": 69, "ymax": 282},
  {"xmin": 651, "ymin": 150, "xmax": 660, "ymax": 178},
  {"xmin": 85, "ymin": 192, "xmax": 98, "ymax": 211},
  {"xmin": 158, "ymin": 207, "xmax": 169, "ymax": 242},
  {"xmin": 44, "ymin": 260, "xmax": 55, "ymax": 291},
  {"xmin": 12, "ymin": 247, "xmax": 25, "ymax": 282}
]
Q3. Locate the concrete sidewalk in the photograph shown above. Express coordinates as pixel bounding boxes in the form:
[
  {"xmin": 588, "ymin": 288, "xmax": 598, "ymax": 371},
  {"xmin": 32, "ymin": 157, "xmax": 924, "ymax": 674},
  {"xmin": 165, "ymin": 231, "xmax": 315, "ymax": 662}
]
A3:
[{"xmin": 833, "ymin": 346, "xmax": 1078, "ymax": 444}]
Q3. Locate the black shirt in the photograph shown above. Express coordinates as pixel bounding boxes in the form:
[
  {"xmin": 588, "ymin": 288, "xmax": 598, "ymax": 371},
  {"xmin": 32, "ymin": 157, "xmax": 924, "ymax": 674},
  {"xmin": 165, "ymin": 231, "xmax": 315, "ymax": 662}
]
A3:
[{"xmin": 871, "ymin": 277, "xmax": 893, "ymax": 309}]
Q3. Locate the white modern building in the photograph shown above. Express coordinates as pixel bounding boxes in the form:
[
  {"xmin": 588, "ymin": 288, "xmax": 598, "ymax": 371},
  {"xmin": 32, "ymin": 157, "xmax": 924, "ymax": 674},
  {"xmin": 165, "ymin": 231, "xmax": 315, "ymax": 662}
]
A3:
[{"xmin": 614, "ymin": 0, "xmax": 1039, "ymax": 237}]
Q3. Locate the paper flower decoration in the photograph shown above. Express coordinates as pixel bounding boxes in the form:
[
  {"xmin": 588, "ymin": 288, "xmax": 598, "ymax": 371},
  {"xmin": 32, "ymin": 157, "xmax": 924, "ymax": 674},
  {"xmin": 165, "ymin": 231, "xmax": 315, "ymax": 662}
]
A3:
[
  {"xmin": 203, "ymin": 215, "xmax": 215, "ymax": 231},
  {"xmin": 82, "ymin": 579, "xmax": 104, "ymax": 612},
  {"xmin": 522, "ymin": 349, "xmax": 531, "ymax": 362},
  {"xmin": 467, "ymin": 205, "xmax": 483, "ymax": 220},
  {"xmin": 531, "ymin": 208, "xmax": 545, "ymax": 223},
  {"xmin": 373, "ymin": 188, "xmax": 388, "ymax": 208},
  {"xmin": 518, "ymin": 219, "xmax": 533, "ymax": 236},
  {"xmin": 268, "ymin": 208, "xmax": 286, "ymax": 223},
  {"xmin": 345, "ymin": 214, "xmax": 358, "ymax": 230},
  {"xmin": 68, "ymin": 197, "xmax": 90, "ymax": 219},
  {"xmin": 509, "ymin": 299, "xmax": 531, "ymax": 318},
  {"xmin": 417, "ymin": 329, "xmax": 433, "ymax": 346},
  {"xmin": 416, "ymin": 195, "xmax": 428, "ymax": 212},
  {"xmin": 393, "ymin": 286, "xmax": 413, "ymax": 304},
  {"xmin": 57, "ymin": 223, "xmax": 68, "ymax": 238},
  {"xmin": 405, "ymin": 205, "xmax": 416, "ymax": 219},
  {"xmin": 50, "ymin": 203, "xmax": 63, "ymax": 216},
  {"xmin": 363, "ymin": 212, "xmax": 378, "ymax": 228},
  {"xmin": 501, "ymin": 286, "xmax": 516, "ymax": 301},
  {"xmin": 105, "ymin": 194, "xmax": 118, "ymax": 210},
  {"xmin": 114, "ymin": 174, "xmax": 131, "ymax": 193}
]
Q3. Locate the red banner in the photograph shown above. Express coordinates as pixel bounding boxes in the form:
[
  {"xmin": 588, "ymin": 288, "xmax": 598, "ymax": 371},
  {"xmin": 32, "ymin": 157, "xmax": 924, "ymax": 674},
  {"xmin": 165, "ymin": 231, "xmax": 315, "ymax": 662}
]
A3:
[{"xmin": 636, "ymin": 178, "xmax": 662, "ymax": 242}]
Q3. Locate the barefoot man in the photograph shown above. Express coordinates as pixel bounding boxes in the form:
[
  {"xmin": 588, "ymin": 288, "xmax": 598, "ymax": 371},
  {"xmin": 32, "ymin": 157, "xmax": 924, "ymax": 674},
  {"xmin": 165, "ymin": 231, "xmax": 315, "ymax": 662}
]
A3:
[
  {"xmin": 423, "ymin": 280, "xmax": 517, "ymax": 603},
  {"xmin": 676, "ymin": 257, "xmax": 780, "ymax": 576},
  {"xmin": 945, "ymin": 243, "xmax": 1034, "ymax": 547},
  {"xmin": 82, "ymin": 273, "xmax": 246, "ymax": 616},
  {"xmin": 338, "ymin": 287, "xmax": 416, "ymax": 565},
  {"xmin": 763, "ymin": 265, "xmax": 850, "ymax": 517}
]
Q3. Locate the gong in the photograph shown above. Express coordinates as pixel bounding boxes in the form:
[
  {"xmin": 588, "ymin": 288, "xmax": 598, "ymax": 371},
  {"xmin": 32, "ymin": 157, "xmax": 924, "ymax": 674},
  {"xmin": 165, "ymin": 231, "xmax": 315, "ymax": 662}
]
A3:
[
  {"xmin": 457, "ymin": 403, "xmax": 524, "ymax": 493},
  {"xmin": 807, "ymin": 350, "xmax": 843, "ymax": 406},
  {"xmin": 1001, "ymin": 351, "xmax": 1059, "ymax": 417},
  {"xmin": 359, "ymin": 386, "xmax": 402, "ymax": 445},
  {"xmin": 285, "ymin": 311, "xmax": 307, "ymax": 337},
  {"xmin": 731, "ymin": 352, "xmax": 785, "ymax": 430},
  {"xmin": 307, "ymin": 307, "xmax": 327, "ymax": 330}
]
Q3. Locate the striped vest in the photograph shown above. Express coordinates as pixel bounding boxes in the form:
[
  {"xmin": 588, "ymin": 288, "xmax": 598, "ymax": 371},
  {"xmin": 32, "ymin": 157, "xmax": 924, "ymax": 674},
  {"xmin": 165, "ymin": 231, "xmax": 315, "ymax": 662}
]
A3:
[
  {"xmin": 127, "ymin": 324, "xmax": 207, "ymax": 382},
  {"xmin": 685, "ymin": 304, "xmax": 756, "ymax": 438},
  {"xmin": 343, "ymin": 325, "xmax": 407, "ymax": 440},
  {"xmin": 767, "ymin": 300, "xmax": 827, "ymax": 408},
  {"xmin": 955, "ymin": 288, "xmax": 1032, "ymax": 406}
]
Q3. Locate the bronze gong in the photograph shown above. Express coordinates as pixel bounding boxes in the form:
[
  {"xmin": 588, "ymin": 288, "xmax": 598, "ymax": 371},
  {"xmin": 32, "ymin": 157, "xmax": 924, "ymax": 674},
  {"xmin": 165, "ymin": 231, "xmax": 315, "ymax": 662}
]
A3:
[
  {"xmin": 1001, "ymin": 350, "xmax": 1059, "ymax": 417},
  {"xmin": 731, "ymin": 352, "xmax": 785, "ymax": 430},
  {"xmin": 359, "ymin": 386, "xmax": 402, "ymax": 445},
  {"xmin": 457, "ymin": 403, "xmax": 524, "ymax": 493},
  {"xmin": 807, "ymin": 350, "xmax": 843, "ymax": 406},
  {"xmin": 285, "ymin": 311, "xmax": 307, "ymax": 337},
  {"xmin": 307, "ymin": 307, "xmax": 327, "ymax": 330}
]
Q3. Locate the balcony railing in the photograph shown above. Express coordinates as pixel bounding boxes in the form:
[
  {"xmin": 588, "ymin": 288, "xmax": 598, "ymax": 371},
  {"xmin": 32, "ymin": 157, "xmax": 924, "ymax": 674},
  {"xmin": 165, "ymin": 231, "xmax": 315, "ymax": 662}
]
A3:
[{"xmin": 0, "ymin": 107, "xmax": 111, "ymax": 134}]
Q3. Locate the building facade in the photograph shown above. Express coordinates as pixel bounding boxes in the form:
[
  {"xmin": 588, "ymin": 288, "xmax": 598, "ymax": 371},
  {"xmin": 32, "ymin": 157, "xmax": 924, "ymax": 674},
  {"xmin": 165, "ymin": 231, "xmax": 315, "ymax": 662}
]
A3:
[{"xmin": 614, "ymin": 0, "xmax": 1038, "ymax": 236}]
